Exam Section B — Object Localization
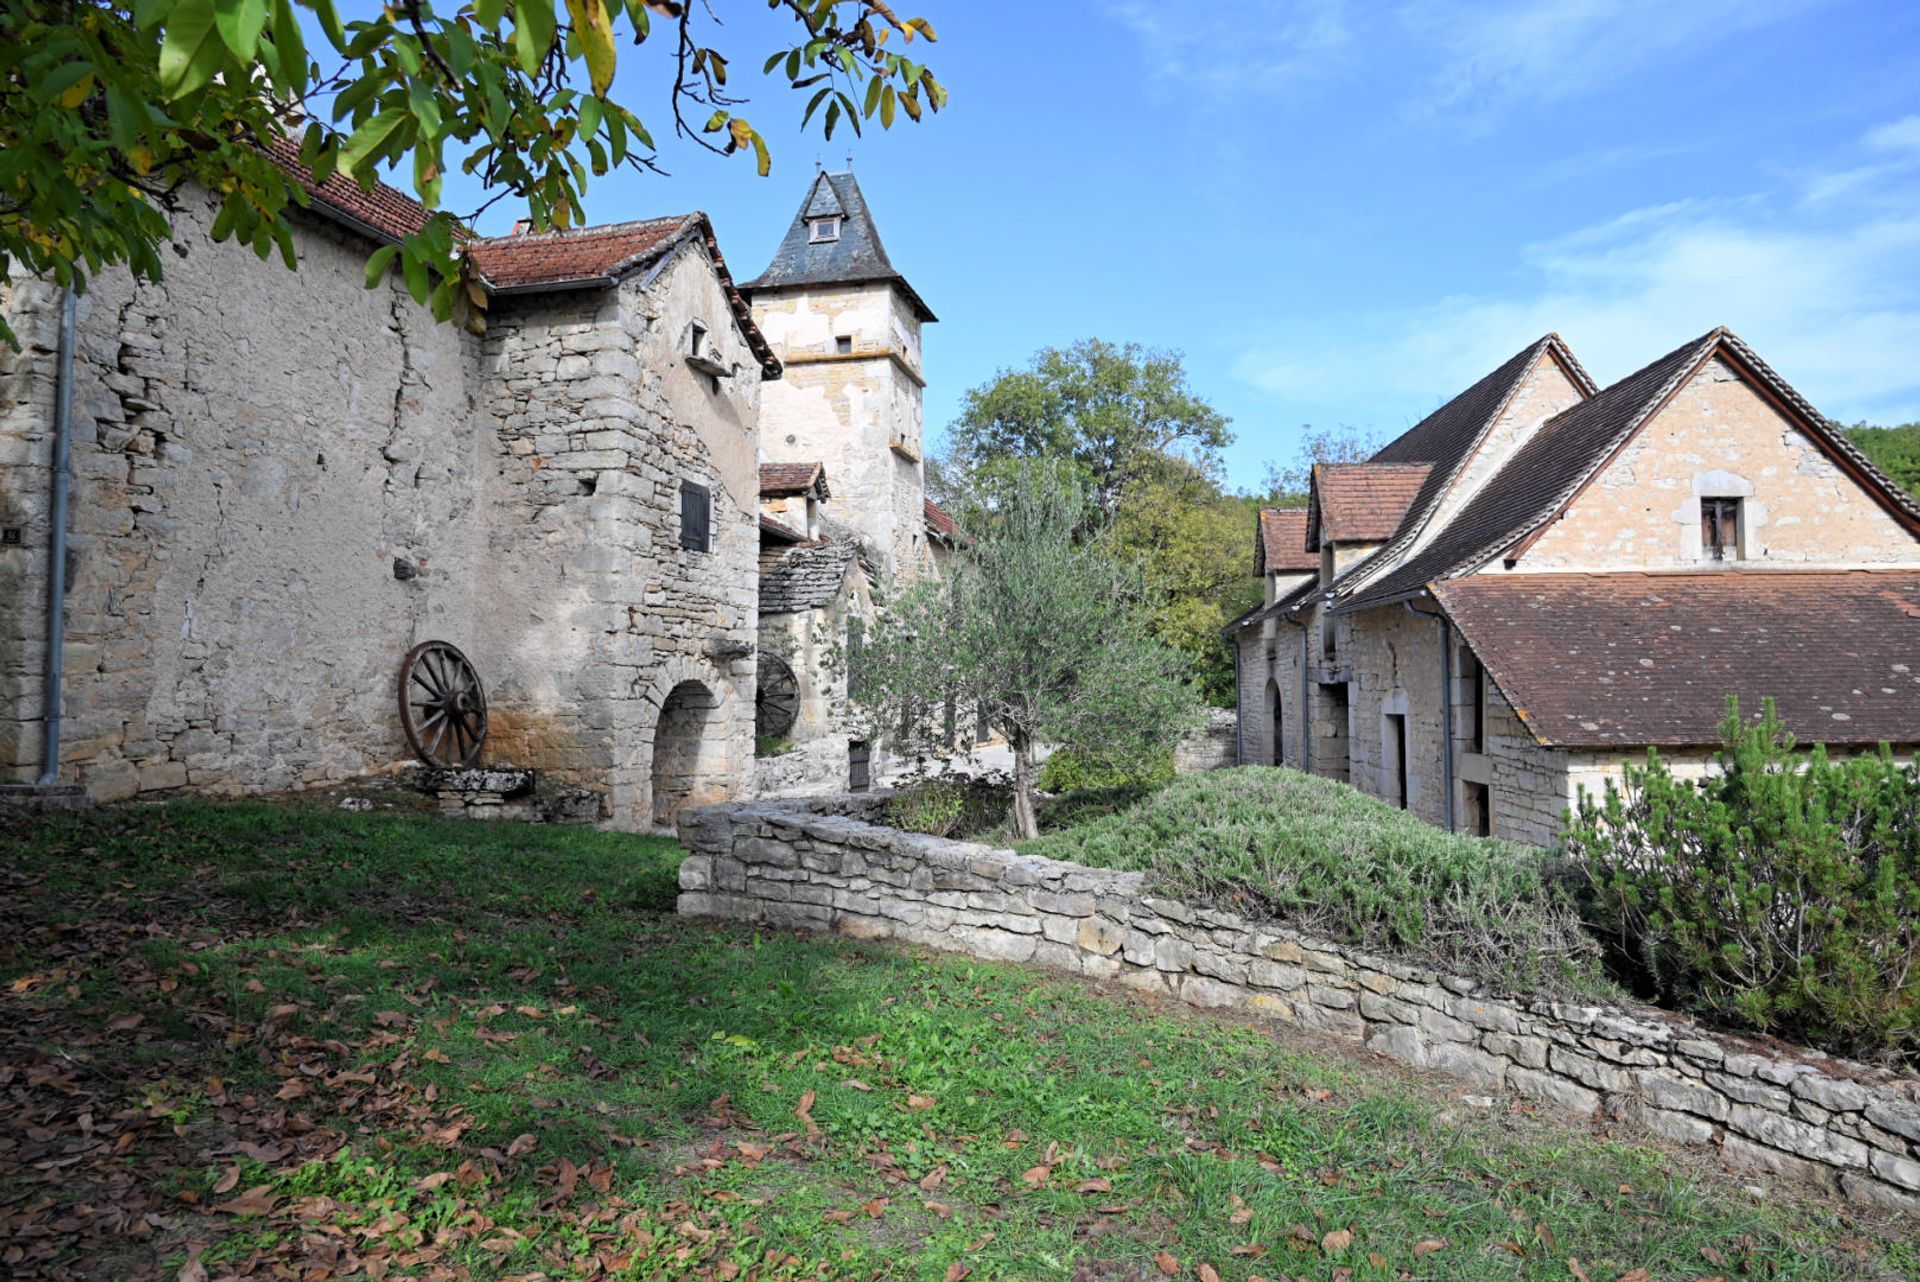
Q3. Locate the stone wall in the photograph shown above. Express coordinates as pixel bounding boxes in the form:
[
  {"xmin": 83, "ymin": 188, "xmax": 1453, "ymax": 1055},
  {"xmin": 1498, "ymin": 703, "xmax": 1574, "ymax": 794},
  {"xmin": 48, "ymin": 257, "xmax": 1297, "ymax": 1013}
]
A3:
[
  {"xmin": 0, "ymin": 195, "xmax": 762, "ymax": 825},
  {"xmin": 751, "ymin": 282, "xmax": 931, "ymax": 579},
  {"xmin": 1522, "ymin": 355, "xmax": 1917, "ymax": 570},
  {"xmin": 678, "ymin": 795, "xmax": 1920, "ymax": 1213},
  {"xmin": 1175, "ymin": 709, "xmax": 1238, "ymax": 773}
]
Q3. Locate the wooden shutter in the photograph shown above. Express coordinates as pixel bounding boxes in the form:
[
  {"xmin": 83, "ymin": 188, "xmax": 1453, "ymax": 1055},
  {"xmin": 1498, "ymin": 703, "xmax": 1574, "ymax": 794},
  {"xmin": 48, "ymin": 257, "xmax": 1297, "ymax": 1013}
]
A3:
[{"xmin": 681, "ymin": 481, "xmax": 711, "ymax": 552}]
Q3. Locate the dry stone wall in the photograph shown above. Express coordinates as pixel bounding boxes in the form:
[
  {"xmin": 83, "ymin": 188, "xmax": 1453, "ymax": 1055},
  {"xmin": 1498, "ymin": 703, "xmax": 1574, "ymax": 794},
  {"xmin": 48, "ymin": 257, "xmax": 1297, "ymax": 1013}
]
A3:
[{"xmin": 678, "ymin": 795, "xmax": 1920, "ymax": 1213}]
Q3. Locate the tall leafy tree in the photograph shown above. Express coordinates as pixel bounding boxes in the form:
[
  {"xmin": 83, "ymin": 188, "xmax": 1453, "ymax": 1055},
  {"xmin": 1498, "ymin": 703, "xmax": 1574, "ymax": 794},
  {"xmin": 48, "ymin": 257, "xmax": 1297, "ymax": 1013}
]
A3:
[
  {"xmin": 1261, "ymin": 423, "xmax": 1381, "ymax": 503},
  {"xmin": 1107, "ymin": 458, "xmax": 1260, "ymax": 705},
  {"xmin": 850, "ymin": 461, "xmax": 1200, "ymax": 839},
  {"xmin": 946, "ymin": 339, "xmax": 1232, "ymax": 518},
  {"xmin": 0, "ymin": 0, "xmax": 945, "ymax": 343}
]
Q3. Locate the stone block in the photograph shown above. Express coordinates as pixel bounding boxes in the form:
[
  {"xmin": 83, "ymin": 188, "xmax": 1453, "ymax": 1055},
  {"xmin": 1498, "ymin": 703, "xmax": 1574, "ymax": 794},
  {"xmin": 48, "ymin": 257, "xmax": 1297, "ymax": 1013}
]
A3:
[
  {"xmin": 1726, "ymin": 1104, "xmax": 1868, "ymax": 1169},
  {"xmin": 1548, "ymin": 1046, "xmax": 1632, "ymax": 1094},
  {"xmin": 1869, "ymin": 1148, "xmax": 1920, "ymax": 1192},
  {"xmin": 1704, "ymin": 1071, "xmax": 1790, "ymax": 1110},
  {"xmin": 1119, "ymin": 969, "xmax": 1170, "ymax": 996},
  {"xmin": 1248, "ymin": 992, "xmax": 1296, "ymax": 1022},
  {"xmin": 1864, "ymin": 1101, "xmax": 1920, "ymax": 1143},
  {"xmin": 1481, "ymin": 1032, "xmax": 1549, "ymax": 1070},
  {"xmin": 1791, "ymin": 1074, "xmax": 1868, "ymax": 1114},
  {"xmin": 837, "ymin": 916, "xmax": 894, "ymax": 942},
  {"xmin": 1635, "ymin": 1069, "xmax": 1729, "ymax": 1121},
  {"xmin": 1077, "ymin": 916, "xmax": 1124, "ymax": 956},
  {"xmin": 1508, "ymin": 1067, "xmax": 1599, "ymax": 1117},
  {"xmin": 1418, "ymin": 1006, "xmax": 1477, "ymax": 1044},
  {"xmin": 136, "ymin": 759, "xmax": 188, "ymax": 792},
  {"xmin": 948, "ymin": 926, "xmax": 1036, "ymax": 964},
  {"xmin": 1364, "ymin": 1022, "xmax": 1426, "ymax": 1067},
  {"xmin": 1428, "ymin": 1042, "xmax": 1508, "ymax": 1089},
  {"xmin": 1307, "ymin": 984, "xmax": 1356, "ymax": 1011},
  {"xmin": 1192, "ymin": 950, "xmax": 1248, "ymax": 985},
  {"xmin": 1247, "ymin": 960, "xmax": 1307, "ymax": 992},
  {"xmin": 1154, "ymin": 936, "xmax": 1195, "ymax": 973},
  {"xmin": 1445, "ymin": 995, "xmax": 1519, "ymax": 1034},
  {"xmin": 738, "ymin": 837, "xmax": 799, "ymax": 868},
  {"xmin": 1181, "ymin": 976, "xmax": 1247, "ymax": 1010},
  {"xmin": 678, "ymin": 855, "xmax": 712, "ymax": 891}
]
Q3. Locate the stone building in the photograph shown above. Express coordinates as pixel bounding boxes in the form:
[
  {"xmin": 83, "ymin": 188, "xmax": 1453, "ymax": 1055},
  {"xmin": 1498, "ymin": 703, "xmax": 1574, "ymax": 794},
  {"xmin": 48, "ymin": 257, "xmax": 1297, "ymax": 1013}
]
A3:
[
  {"xmin": 742, "ymin": 169, "xmax": 943, "ymax": 581},
  {"xmin": 0, "ymin": 141, "xmax": 781, "ymax": 827},
  {"xmin": 1230, "ymin": 329, "xmax": 1920, "ymax": 845}
]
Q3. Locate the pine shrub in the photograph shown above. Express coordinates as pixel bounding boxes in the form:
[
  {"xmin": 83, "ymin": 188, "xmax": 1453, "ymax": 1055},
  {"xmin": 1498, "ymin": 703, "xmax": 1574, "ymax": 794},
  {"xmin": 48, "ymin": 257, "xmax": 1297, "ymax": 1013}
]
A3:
[{"xmin": 1566, "ymin": 699, "xmax": 1920, "ymax": 1063}]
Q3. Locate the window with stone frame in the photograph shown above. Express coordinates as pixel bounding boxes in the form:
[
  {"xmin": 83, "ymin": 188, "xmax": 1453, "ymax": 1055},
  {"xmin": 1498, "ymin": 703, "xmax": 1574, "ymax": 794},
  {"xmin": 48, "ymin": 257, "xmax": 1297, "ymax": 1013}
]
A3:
[
  {"xmin": 680, "ymin": 481, "xmax": 712, "ymax": 553},
  {"xmin": 1701, "ymin": 496, "xmax": 1742, "ymax": 561}
]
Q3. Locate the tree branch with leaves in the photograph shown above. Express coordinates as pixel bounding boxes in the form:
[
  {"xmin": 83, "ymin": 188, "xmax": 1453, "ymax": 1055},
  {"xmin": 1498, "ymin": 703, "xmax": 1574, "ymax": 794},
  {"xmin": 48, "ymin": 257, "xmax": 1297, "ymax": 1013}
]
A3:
[{"xmin": 0, "ymin": 0, "xmax": 946, "ymax": 344}]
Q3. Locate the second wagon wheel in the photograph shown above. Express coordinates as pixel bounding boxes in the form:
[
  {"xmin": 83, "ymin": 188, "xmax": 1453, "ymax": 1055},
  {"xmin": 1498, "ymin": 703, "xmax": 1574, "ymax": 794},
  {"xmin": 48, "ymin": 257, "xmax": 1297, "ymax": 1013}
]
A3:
[
  {"xmin": 399, "ymin": 640, "xmax": 489, "ymax": 767},
  {"xmin": 756, "ymin": 653, "xmax": 800, "ymax": 739}
]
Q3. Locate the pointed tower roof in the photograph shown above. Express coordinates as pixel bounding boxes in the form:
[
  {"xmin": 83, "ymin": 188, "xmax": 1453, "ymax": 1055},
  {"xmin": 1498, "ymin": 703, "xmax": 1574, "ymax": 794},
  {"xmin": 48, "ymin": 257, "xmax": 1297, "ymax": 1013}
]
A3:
[{"xmin": 743, "ymin": 170, "xmax": 935, "ymax": 321}]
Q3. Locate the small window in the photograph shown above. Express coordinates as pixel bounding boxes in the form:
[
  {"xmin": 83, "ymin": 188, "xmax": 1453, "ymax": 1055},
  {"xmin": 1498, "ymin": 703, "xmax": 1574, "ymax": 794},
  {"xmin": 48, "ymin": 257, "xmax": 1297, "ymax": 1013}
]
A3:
[
  {"xmin": 680, "ymin": 480, "xmax": 712, "ymax": 553},
  {"xmin": 687, "ymin": 320, "xmax": 708, "ymax": 359},
  {"xmin": 1701, "ymin": 497, "xmax": 1741, "ymax": 561},
  {"xmin": 835, "ymin": 335, "xmax": 854, "ymax": 355},
  {"xmin": 848, "ymin": 740, "xmax": 872, "ymax": 792},
  {"xmin": 810, "ymin": 218, "xmax": 841, "ymax": 243},
  {"xmin": 1464, "ymin": 781, "xmax": 1492, "ymax": 837}
]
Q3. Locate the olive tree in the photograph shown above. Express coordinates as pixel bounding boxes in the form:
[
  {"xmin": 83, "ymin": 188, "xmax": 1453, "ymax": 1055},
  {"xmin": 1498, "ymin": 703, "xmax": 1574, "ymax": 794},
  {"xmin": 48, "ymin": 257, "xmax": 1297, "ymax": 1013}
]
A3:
[
  {"xmin": 849, "ymin": 461, "xmax": 1201, "ymax": 840},
  {"xmin": 0, "ymin": 0, "xmax": 945, "ymax": 344}
]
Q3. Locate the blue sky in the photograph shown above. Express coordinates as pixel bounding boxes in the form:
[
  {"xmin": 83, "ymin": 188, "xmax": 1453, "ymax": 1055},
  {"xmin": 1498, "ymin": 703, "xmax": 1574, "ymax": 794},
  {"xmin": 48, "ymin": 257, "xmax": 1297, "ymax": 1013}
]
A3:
[{"xmin": 442, "ymin": 0, "xmax": 1920, "ymax": 492}]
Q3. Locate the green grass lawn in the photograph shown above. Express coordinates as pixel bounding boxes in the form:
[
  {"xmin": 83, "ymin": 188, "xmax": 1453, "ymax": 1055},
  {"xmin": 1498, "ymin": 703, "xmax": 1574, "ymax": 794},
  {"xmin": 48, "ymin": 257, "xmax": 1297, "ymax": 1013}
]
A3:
[{"xmin": 1, "ymin": 800, "xmax": 1912, "ymax": 1282}]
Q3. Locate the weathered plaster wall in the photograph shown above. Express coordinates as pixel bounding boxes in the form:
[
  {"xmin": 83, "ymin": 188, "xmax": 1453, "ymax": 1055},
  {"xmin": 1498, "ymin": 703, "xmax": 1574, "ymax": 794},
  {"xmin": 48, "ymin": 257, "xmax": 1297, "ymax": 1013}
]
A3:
[
  {"xmin": 1480, "ymin": 685, "xmax": 1571, "ymax": 847},
  {"xmin": 0, "ymin": 198, "xmax": 485, "ymax": 800},
  {"xmin": 751, "ymin": 283, "xmax": 929, "ymax": 577},
  {"xmin": 0, "ymin": 198, "xmax": 763, "ymax": 825},
  {"xmin": 1523, "ymin": 357, "xmax": 1919, "ymax": 570},
  {"xmin": 753, "ymin": 585, "xmax": 869, "ymax": 800},
  {"xmin": 680, "ymin": 796, "xmax": 1920, "ymax": 1214}
]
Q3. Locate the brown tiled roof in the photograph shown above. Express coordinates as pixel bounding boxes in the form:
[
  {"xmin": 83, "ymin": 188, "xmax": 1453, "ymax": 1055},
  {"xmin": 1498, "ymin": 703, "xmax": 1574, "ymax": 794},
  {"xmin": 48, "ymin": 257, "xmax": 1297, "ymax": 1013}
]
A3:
[
  {"xmin": 925, "ymin": 498, "xmax": 969, "ymax": 546},
  {"xmin": 1342, "ymin": 329, "xmax": 1920, "ymax": 614},
  {"xmin": 759, "ymin": 514, "xmax": 811, "ymax": 545},
  {"xmin": 1435, "ymin": 570, "xmax": 1920, "ymax": 748},
  {"xmin": 258, "ymin": 135, "xmax": 780, "ymax": 377},
  {"xmin": 1308, "ymin": 463, "xmax": 1433, "ymax": 547},
  {"xmin": 760, "ymin": 462, "xmax": 829, "ymax": 499},
  {"xmin": 1255, "ymin": 508, "xmax": 1315, "ymax": 575},
  {"xmin": 262, "ymin": 134, "xmax": 433, "ymax": 242},
  {"xmin": 1339, "ymin": 334, "xmax": 1596, "ymax": 593},
  {"xmin": 468, "ymin": 216, "xmax": 695, "ymax": 288}
]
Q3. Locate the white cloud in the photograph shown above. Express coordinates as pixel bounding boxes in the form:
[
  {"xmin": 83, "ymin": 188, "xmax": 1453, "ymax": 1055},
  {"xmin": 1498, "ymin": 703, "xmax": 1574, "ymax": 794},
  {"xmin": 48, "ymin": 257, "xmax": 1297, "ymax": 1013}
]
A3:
[
  {"xmin": 1398, "ymin": 0, "xmax": 1826, "ymax": 120},
  {"xmin": 1106, "ymin": 0, "xmax": 1353, "ymax": 99},
  {"xmin": 1234, "ymin": 125, "xmax": 1920, "ymax": 430},
  {"xmin": 1865, "ymin": 115, "xmax": 1920, "ymax": 153}
]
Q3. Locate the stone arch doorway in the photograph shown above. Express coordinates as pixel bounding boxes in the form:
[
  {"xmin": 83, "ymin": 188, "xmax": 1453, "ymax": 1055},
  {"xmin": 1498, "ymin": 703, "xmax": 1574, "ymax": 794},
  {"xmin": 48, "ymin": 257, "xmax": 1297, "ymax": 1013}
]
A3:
[
  {"xmin": 1265, "ymin": 678, "xmax": 1283, "ymax": 766},
  {"xmin": 651, "ymin": 679, "xmax": 724, "ymax": 827}
]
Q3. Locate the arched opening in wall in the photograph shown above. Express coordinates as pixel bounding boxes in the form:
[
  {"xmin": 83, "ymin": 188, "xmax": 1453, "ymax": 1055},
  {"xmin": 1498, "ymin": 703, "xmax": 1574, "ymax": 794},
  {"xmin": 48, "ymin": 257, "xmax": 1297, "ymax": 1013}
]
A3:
[
  {"xmin": 652, "ymin": 680, "xmax": 723, "ymax": 827},
  {"xmin": 1265, "ymin": 678, "xmax": 1283, "ymax": 766}
]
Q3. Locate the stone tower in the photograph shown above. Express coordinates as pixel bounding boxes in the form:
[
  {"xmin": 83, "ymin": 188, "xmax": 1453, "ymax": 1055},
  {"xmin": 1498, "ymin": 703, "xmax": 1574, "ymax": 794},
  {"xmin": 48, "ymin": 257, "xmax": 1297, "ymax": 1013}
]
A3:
[{"xmin": 743, "ymin": 169, "xmax": 936, "ymax": 578}]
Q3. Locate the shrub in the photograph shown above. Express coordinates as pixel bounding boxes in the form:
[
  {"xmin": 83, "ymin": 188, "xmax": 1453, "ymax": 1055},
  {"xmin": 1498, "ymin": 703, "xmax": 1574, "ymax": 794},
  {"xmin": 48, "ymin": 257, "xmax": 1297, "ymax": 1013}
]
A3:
[
  {"xmin": 1021, "ymin": 766, "xmax": 1605, "ymax": 997},
  {"xmin": 1566, "ymin": 699, "xmax": 1920, "ymax": 1062},
  {"xmin": 1038, "ymin": 746, "xmax": 1176, "ymax": 793},
  {"xmin": 884, "ymin": 777, "xmax": 969, "ymax": 837}
]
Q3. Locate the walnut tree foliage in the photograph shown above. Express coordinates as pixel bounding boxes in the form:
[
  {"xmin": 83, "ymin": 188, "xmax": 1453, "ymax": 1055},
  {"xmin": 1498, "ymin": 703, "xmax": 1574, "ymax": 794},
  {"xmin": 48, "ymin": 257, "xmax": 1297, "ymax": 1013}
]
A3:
[
  {"xmin": 1567, "ymin": 698, "xmax": 1920, "ymax": 1063},
  {"xmin": 0, "ymin": 0, "xmax": 945, "ymax": 345},
  {"xmin": 847, "ymin": 460, "xmax": 1202, "ymax": 841}
]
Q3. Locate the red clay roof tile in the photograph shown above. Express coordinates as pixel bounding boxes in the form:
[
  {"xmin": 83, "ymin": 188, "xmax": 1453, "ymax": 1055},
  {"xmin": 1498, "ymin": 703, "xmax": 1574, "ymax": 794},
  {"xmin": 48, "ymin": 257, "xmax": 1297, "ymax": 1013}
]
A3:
[
  {"xmin": 1256, "ymin": 508, "xmax": 1315, "ymax": 574},
  {"xmin": 760, "ymin": 462, "xmax": 829, "ymax": 499},
  {"xmin": 1310, "ymin": 463, "xmax": 1433, "ymax": 546},
  {"xmin": 1435, "ymin": 569, "xmax": 1920, "ymax": 748}
]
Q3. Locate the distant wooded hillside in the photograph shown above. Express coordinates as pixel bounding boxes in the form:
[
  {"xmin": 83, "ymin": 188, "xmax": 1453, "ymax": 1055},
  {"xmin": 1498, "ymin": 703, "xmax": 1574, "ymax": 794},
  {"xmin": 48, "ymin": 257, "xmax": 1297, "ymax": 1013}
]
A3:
[{"xmin": 1849, "ymin": 422, "xmax": 1920, "ymax": 496}]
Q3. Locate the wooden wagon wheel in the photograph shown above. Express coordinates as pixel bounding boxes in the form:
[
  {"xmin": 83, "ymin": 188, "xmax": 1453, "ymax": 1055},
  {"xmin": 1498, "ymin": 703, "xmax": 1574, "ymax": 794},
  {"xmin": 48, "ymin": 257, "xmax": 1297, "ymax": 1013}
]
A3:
[
  {"xmin": 399, "ymin": 640, "xmax": 489, "ymax": 767},
  {"xmin": 756, "ymin": 653, "xmax": 800, "ymax": 738}
]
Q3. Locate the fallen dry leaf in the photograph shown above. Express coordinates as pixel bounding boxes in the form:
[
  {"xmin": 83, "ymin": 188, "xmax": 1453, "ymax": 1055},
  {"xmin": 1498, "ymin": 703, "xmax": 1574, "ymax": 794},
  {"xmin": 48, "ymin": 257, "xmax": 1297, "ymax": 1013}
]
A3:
[
  {"xmin": 1321, "ymin": 1227, "xmax": 1354, "ymax": 1253},
  {"xmin": 1197, "ymin": 1265, "xmax": 1221, "ymax": 1282},
  {"xmin": 908, "ymin": 1094, "xmax": 936, "ymax": 1110},
  {"xmin": 842, "ymin": 1079, "xmax": 873, "ymax": 1091},
  {"xmin": 1021, "ymin": 1165, "xmax": 1052, "ymax": 1188},
  {"xmin": 1153, "ymin": 1251, "xmax": 1180, "ymax": 1276},
  {"xmin": 1414, "ymin": 1239, "xmax": 1446, "ymax": 1257},
  {"xmin": 1075, "ymin": 1177, "xmax": 1112, "ymax": 1194},
  {"xmin": 214, "ymin": 1184, "xmax": 279, "ymax": 1217},
  {"xmin": 944, "ymin": 1264, "xmax": 971, "ymax": 1282}
]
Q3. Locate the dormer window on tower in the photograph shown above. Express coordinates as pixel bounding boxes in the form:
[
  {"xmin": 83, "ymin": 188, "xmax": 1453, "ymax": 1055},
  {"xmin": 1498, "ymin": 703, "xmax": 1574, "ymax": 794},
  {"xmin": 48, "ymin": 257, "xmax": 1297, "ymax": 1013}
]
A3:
[{"xmin": 809, "ymin": 217, "xmax": 841, "ymax": 243}]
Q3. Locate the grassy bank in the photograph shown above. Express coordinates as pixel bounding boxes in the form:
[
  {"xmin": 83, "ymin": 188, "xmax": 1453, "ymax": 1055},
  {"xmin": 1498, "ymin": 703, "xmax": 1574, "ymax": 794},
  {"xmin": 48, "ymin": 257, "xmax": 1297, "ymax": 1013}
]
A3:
[
  {"xmin": 1021, "ymin": 767, "xmax": 1602, "ymax": 997},
  {"xmin": 1, "ymin": 800, "xmax": 1910, "ymax": 1280}
]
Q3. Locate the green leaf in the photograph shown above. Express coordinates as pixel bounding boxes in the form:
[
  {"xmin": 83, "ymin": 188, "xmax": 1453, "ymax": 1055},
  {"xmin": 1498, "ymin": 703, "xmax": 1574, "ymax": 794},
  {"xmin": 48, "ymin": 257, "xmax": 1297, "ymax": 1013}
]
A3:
[
  {"xmin": 339, "ymin": 108, "xmax": 407, "ymax": 176},
  {"xmin": 157, "ymin": 0, "xmax": 229, "ymax": 99},
  {"xmin": 513, "ymin": 0, "xmax": 555, "ymax": 76},
  {"xmin": 213, "ymin": 0, "xmax": 266, "ymax": 63},
  {"xmin": 270, "ymin": 0, "xmax": 306, "ymax": 94},
  {"xmin": 476, "ymin": 0, "xmax": 508, "ymax": 27},
  {"xmin": 363, "ymin": 243, "xmax": 399, "ymax": 288},
  {"xmin": 309, "ymin": 0, "xmax": 345, "ymax": 48},
  {"xmin": 564, "ymin": 0, "xmax": 617, "ymax": 97},
  {"xmin": 402, "ymin": 249, "xmax": 430, "ymax": 304}
]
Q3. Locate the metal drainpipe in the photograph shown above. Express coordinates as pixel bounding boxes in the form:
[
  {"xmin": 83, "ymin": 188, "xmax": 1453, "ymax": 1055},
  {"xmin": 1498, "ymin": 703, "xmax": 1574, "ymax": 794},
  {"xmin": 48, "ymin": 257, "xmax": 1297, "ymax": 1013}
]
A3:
[
  {"xmin": 1231, "ymin": 636, "xmax": 1243, "ymax": 766},
  {"xmin": 1277, "ymin": 610, "xmax": 1309, "ymax": 773},
  {"xmin": 37, "ymin": 287, "xmax": 77, "ymax": 787},
  {"xmin": 1404, "ymin": 597, "xmax": 1456, "ymax": 832}
]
